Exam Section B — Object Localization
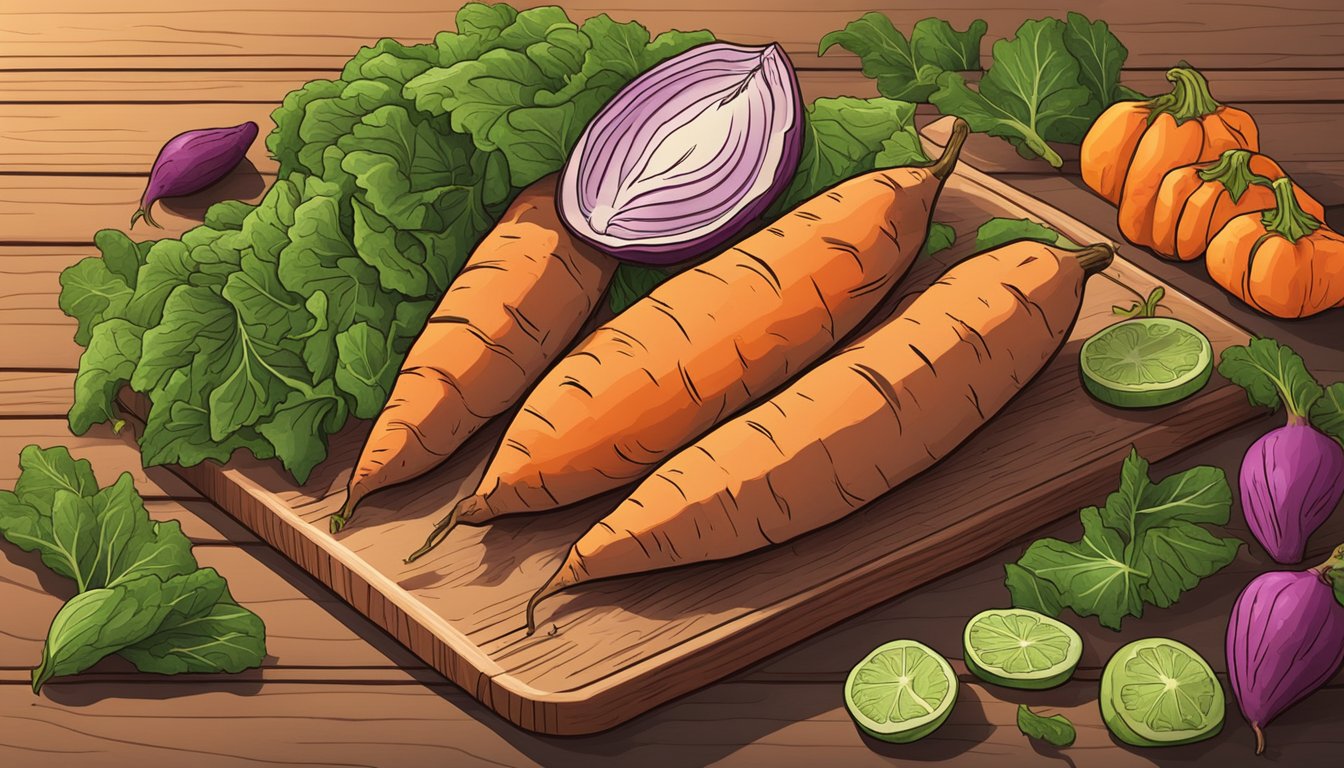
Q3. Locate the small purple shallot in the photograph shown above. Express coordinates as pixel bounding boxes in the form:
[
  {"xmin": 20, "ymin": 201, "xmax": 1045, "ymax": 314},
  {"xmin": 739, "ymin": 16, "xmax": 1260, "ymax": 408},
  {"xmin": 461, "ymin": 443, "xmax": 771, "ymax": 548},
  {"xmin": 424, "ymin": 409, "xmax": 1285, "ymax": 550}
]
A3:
[{"xmin": 132, "ymin": 121, "xmax": 258, "ymax": 229}]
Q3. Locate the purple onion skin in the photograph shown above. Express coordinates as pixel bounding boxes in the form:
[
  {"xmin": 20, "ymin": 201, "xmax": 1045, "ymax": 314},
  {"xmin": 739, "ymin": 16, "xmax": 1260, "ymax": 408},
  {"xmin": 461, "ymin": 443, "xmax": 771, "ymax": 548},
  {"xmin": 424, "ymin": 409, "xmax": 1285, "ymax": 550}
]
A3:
[
  {"xmin": 132, "ymin": 121, "xmax": 259, "ymax": 229},
  {"xmin": 1240, "ymin": 423, "xmax": 1344, "ymax": 563},
  {"xmin": 1227, "ymin": 568, "xmax": 1344, "ymax": 754}
]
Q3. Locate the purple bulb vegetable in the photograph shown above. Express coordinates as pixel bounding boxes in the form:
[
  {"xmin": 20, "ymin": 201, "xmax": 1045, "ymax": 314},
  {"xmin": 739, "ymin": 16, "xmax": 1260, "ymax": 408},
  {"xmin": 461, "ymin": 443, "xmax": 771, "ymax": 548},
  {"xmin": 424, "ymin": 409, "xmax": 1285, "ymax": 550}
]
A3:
[
  {"xmin": 1242, "ymin": 423, "xmax": 1344, "ymax": 563},
  {"xmin": 1218, "ymin": 339, "xmax": 1344, "ymax": 564},
  {"xmin": 1226, "ymin": 546, "xmax": 1344, "ymax": 754},
  {"xmin": 132, "ymin": 121, "xmax": 259, "ymax": 230}
]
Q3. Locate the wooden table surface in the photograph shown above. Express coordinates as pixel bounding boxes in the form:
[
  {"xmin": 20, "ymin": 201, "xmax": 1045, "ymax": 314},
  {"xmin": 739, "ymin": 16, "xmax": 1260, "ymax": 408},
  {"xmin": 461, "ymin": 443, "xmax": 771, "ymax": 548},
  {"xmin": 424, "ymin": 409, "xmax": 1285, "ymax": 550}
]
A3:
[{"xmin": 1, "ymin": 2, "xmax": 1341, "ymax": 766}]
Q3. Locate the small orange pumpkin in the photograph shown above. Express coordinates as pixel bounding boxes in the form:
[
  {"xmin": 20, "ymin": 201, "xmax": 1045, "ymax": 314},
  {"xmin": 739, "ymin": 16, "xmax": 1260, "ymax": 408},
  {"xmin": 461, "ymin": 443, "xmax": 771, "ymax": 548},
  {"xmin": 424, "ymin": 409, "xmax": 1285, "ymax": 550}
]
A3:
[
  {"xmin": 1206, "ymin": 177, "xmax": 1344, "ymax": 319},
  {"xmin": 1080, "ymin": 64, "xmax": 1258, "ymax": 216},
  {"xmin": 1115, "ymin": 67, "xmax": 1260, "ymax": 249},
  {"xmin": 1149, "ymin": 149, "xmax": 1326, "ymax": 261}
]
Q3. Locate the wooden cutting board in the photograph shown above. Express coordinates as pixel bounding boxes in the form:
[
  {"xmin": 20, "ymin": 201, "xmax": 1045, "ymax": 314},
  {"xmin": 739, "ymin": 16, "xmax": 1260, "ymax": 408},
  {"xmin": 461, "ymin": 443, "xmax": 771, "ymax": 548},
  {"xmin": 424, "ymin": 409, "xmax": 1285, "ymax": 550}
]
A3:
[{"xmin": 119, "ymin": 119, "xmax": 1262, "ymax": 735}]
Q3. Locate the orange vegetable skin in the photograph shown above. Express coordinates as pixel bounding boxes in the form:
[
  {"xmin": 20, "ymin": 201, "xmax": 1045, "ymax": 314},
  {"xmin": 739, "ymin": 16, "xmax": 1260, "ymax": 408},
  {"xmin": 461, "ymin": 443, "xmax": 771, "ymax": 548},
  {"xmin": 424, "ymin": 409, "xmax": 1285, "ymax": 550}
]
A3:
[
  {"xmin": 405, "ymin": 120, "xmax": 972, "ymax": 562},
  {"xmin": 525, "ymin": 240, "xmax": 1114, "ymax": 632},
  {"xmin": 1206, "ymin": 177, "xmax": 1344, "ymax": 319},
  {"xmin": 1149, "ymin": 150, "xmax": 1325, "ymax": 261},
  {"xmin": 1115, "ymin": 66, "xmax": 1258, "ymax": 249},
  {"xmin": 1081, "ymin": 102, "xmax": 1150, "ymax": 205},
  {"xmin": 331, "ymin": 175, "xmax": 615, "ymax": 532}
]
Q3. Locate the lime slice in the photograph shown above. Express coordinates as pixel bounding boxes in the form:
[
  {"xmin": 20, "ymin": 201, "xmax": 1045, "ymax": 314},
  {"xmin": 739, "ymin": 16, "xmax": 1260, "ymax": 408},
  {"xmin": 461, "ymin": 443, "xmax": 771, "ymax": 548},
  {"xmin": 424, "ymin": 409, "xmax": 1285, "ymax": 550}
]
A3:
[
  {"xmin": 1080, "ymin": 317, "xmax": 1212, "ymax": 408},
  {"xmin": 845, "ymin": 640, "xmax": 958, "ymax": 743},
  {"xmin": 1100, "ymin": 637, "xmax": 1225, "ymax": 747},
  {"xmin": 963, "ymin": 608, "xmax": 1082, "ymax": 689}
]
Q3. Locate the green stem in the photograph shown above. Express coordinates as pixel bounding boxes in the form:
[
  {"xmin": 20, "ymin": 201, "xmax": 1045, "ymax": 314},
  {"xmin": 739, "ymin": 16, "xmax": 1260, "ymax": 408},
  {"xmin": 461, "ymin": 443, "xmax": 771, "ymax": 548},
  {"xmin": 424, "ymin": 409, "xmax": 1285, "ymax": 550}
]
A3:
[
  {"xmin": 1112, "ymin": 286, "xmax": 1166, "ymax": 318},
  {"xmin": 1148, "ymin": 65, "xmax": 1221, "ymax": 125},
  {"xmin": 1197, "ymin": 149, "xmax": 1269, "ymax": 203},
  {"xmin": 1261, "ymin": 177, "xmax": 1321, "ymax": 243}
]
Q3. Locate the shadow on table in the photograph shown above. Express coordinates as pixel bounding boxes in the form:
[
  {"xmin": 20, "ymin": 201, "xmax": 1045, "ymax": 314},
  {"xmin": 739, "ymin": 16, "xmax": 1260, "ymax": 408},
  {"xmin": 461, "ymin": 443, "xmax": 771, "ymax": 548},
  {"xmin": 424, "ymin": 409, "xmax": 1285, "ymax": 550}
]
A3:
[{"xmin": 157, "ymin": 159, "xmax": 266, "ymax": 222}]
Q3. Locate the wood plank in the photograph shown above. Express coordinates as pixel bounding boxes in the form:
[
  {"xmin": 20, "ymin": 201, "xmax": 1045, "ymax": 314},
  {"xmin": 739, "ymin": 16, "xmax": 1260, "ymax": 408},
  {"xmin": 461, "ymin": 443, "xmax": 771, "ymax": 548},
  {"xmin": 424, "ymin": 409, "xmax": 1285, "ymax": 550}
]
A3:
[
  {"xmin": 3, "ymin": 67, "xmax": 1339, "ymax": 105},
  {"xmin": 122, "ymin": 135, "xmax": 1266, "ymax": 734},
  {"xmin": 2, "ymin": 0, "xmax": 1343, "ymax": 69},
  {"xmin": 0, "ymin": 372, "xmax": 74, "ymax": 417},
  {"xmin": 0, "ymin": 543, "xmax": 422, "ymax": 671},
  {"xmin": 0, "ymin": 248, "xmax": 82, "ymax": 370},
  {"xmin": 0, "ymin": 676, "xmax": 1338, "ymax": 766},
  {"xmin": 0, "ymin": 418, "xmax": 197, "ymax": 498}
]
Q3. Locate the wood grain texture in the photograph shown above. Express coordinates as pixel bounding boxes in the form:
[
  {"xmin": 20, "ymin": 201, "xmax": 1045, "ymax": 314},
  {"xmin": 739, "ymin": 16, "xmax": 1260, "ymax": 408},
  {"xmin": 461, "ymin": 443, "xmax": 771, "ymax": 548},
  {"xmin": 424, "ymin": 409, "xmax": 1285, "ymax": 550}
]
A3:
[
  {"xmin": 0, "ymin": 674, "xmax": 1337, "ymax": 767},
  {"xmin": 109, "ymin": 131, "xmax": 1265, "ymax": 734},
  {"xmin": 2, "ymin": 0, "xmax": 1343, "ymax": 69},
  {"xmin": 0, "ymin": 372, "xmax": 75, "ymax": 416}
]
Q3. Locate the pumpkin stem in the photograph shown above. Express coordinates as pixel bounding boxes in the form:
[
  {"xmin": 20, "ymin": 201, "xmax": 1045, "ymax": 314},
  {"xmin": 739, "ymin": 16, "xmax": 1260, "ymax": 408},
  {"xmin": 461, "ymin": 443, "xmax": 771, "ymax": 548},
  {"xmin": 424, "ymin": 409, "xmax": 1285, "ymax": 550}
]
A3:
[
  {"xmin": 1261, "ymin": 177, "xmax": 1321, "ymax": 243},
  {"xmin": 1197, "ymin": 149, "xmax": 1269, "ymax": 204},
  {"xmin": 1148, "ymin": 65, "xmax": 1221, "ymax": 125}
]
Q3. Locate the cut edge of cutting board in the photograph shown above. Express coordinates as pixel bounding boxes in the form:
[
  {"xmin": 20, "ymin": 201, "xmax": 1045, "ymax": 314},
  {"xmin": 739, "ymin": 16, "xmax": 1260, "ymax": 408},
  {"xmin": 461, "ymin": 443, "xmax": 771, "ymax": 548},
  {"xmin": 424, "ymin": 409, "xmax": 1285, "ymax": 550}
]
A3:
[{"xmin": 116, "ymin": 120, "xmax": 1264, "ymax": 735}]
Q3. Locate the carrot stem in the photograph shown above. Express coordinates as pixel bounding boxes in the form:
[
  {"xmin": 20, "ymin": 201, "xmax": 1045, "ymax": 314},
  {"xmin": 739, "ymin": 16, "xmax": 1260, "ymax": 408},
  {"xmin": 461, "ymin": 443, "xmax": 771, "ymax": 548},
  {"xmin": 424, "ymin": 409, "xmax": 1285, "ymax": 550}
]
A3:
[
  {"xmin": 928, "ymin": 118, "xmax": 970, "ymax": 181},
  {"xmin": 1197, "ymin": 149, "xmax": 1268, "ymax": 203},
  {"xmin": 1148, "ymin": 65, "xmax": 1222, "ymax": 125},
  {"xmin": 1261, "ymin": 177, "xmax": 1321, "ymax": 243}
]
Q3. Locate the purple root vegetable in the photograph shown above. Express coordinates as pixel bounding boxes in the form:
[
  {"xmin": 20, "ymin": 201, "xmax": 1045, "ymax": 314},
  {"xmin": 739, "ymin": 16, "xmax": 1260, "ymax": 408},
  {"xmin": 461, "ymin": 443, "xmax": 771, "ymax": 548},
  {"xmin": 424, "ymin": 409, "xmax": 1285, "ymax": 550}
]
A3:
[
  {"xmin": 132, "ymin": 121, "xmax": 259, "ymax": 230},
  {"xmin": 1226, "ymin": 546, "xmax": 1344, "ymax": 754},
  {"xmin": 1218, "ymin": 339, "xmax": 1344, "ymax": 564},
  {"xmin": 1242, "ymin": 423, "xmax": 1344, "ymax": 563}
]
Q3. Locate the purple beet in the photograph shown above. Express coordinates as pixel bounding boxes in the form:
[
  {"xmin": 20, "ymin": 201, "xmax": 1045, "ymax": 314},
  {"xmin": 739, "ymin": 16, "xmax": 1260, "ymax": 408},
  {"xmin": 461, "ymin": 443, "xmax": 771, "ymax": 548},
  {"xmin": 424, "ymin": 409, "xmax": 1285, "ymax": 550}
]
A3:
[
  {"xmin": 1226, "ymin": 555, "xmax": 1344, "ymax": 754},
  {"xmin": 1242, "ymin": 423, "xmax": 1344, "ymax": 563},
  {"xmin": 132, "ymin": 121, "xmax": 258, "ymax": 229}
]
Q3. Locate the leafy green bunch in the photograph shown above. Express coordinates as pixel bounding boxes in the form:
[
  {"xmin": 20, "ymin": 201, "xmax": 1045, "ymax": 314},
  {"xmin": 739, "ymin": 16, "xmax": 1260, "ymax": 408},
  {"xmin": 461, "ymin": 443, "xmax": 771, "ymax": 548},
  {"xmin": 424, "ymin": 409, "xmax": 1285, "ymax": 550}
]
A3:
[
  {"xmin": 59, "ymin": 2, "xmax": 944, "ymax": 484},
  {"xmin": 0, "ymin": 446, "xmax": 265, "ymax": 691},
  {"xmin": 1006, "ymin": 448, "xmax": 1242, "ymax": 630},
  {"xmin": 822, "ymin": 12, "xmax": 1144, "ymax": 167}
]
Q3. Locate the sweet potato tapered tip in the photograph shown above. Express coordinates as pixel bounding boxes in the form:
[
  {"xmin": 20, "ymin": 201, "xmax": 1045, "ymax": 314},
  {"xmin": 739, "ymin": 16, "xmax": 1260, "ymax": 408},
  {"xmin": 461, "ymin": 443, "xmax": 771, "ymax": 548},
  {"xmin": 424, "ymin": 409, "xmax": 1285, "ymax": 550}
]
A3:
[
  {"xmin": 526, "ymin": 568, "xmax": 577, "ymax": 636},
  {"xmin": 404, "ymin": 494, "xmax": 490, "ymax": 563}
]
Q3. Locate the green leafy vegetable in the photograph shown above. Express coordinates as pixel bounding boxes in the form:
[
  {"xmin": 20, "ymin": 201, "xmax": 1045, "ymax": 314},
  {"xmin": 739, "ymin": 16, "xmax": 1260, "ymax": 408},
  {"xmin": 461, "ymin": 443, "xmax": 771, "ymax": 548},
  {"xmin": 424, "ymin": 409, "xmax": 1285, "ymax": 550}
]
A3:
[
  {"xmin": 1017, "ymin": 705, "xmax": 1076, "ymax": 747},
  {"xmin": 825, "ymin": 13, "xmax": 1136, "ymax": 166},
  {"xmin": 931, "ymin": 18, "xmax": 1092, "ymax": 168},
  {"xmin": 974, "ymin": 217, "xmax": 1080, "ymax": 252},
  {"xmin": 922, "ymin": 222, "xmax": 957, "ymax": 258},
  {"xmin": 1006, "ymin": 447, "xmax": 1240, "ymax": 630},
  {"xmin": 818, "ymin": 14, "xmax": 986, "ymax": 102},
  {"xmin": 1218, "ymin": 337, "xmax": 1326, "ymax": 423},
  {"xmin": 0, "ymin": 446, "xmax": 265, "ymax": 691},
  {"xmin": 1312, "ymin": 382, "xmax": 1344, "ymax": 447},
  {"xmin": 1061, "ymin": 12, "xmax": 1141, "ymax": 106},
  {"xmin": 772, "ymin": 96, "xmax": 928, "ymax": 214}
]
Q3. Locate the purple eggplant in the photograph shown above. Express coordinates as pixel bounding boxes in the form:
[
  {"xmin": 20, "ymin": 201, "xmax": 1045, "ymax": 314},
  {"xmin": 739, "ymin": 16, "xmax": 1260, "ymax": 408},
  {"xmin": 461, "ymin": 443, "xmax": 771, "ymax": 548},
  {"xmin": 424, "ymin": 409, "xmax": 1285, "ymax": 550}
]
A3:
[
  {"xmin": 1226, "ymin": 547, "xmax": 1344, "ymax": 754},
  {"xmin": 1242, "ymin": 424, "xmax": 1344, "ymax": 563},
  {"xmin": 1218, "ymin": 339, "xmax": 1344, "ymax": 564},
  {"xmin": 132, "ymin": 121, "xmax": 258, "ymax": 229}
]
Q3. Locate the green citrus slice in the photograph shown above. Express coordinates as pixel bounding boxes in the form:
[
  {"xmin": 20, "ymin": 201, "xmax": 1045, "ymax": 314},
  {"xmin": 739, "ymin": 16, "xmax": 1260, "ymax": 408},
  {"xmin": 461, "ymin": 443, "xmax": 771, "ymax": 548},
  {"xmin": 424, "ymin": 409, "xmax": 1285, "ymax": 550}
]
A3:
[
  {"xmin": 1080, "ymin": 317, "xmax": 1212, "ymax": 408},
  {"xmin": 844, "ymin": 639, "xmax": 958, "ymax": 743},
  {"xmin": 963, "ymin": 608, "xmax": 1082, "ymax": 689},
  {"xmin": 1100, "ymin": 637, "xmax": 1225, "ymax": 747}
]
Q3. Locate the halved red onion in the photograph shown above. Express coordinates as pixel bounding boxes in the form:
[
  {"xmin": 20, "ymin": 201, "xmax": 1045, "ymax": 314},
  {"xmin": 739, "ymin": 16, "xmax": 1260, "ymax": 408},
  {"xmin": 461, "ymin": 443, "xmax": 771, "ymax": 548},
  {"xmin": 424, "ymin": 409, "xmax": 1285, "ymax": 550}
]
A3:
[{"xmin": 558, "ymin": 42, "xmax": 803, "ymax": 265}]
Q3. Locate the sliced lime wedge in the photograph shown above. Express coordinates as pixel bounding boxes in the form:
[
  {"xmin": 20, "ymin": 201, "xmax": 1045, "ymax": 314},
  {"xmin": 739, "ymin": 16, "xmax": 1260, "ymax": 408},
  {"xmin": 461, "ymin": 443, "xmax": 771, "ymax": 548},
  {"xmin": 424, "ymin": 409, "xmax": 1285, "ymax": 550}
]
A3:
[
  {"xmin": 1100, "ymin": 637, "xmax": 1225, "ymax": 747},
  {"xmin": 1080, "ymin": 317, "xmax": 1212, "ymax": 408},
  {"xmin": 845, "ymin": 639, "xmax": 958, "ymax": 743},
  {"xmin": 963, "ymin": 608, "xmax": 1082, "ymax": 690}
]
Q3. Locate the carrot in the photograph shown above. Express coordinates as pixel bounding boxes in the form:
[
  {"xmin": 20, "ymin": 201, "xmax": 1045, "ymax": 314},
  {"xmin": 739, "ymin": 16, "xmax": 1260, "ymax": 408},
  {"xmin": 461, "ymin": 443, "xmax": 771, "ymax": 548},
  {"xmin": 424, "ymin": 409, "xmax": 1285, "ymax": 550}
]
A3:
[
  {"xmin": 524, "ymin": 239, "xmax": 1115, "ymax": 633},
  {"xmin": 330, "ymin": 174, "xmax": 615, "ymax": 532},
  {"xmin": 405, "ymin": 119, "xmax": 972, "ymax": 562}
]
